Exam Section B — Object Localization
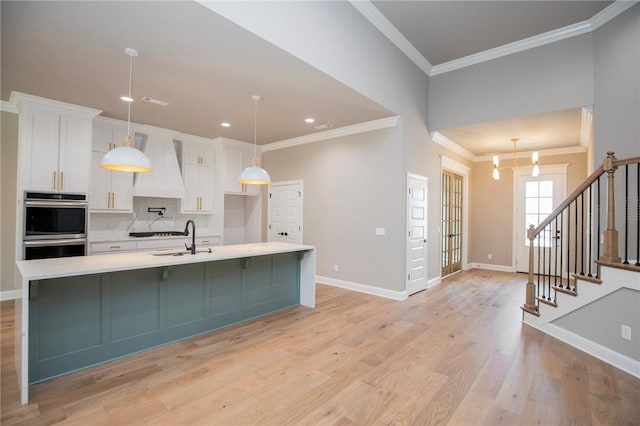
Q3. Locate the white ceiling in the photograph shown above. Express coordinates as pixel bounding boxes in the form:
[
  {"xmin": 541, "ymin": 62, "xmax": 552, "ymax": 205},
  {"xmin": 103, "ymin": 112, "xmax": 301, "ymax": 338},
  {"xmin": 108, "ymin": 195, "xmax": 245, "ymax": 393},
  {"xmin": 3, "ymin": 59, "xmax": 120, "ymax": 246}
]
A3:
[
  {"xmin": 0, "ymin": 1, "xmax": 614, "ymax": 150},
  {"xmin": 438, "ymin": 107, "xmax": 584, "ymax": 157},
  {"xmin": 1, "ymin": 1, "xmax": 394, "ymax": 144},
  {"xmin": 372, "ymin": 1, "xmax": 612, "ymax": 66}
]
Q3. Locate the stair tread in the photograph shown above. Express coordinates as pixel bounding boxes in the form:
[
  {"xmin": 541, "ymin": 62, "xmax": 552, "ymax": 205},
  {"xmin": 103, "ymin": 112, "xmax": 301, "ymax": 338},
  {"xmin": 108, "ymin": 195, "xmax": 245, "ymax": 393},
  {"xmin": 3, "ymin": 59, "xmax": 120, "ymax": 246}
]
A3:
[
  {"xmin": 572, "ymin": 273, "xmax": 602, "ymax": 284},
  {"xmin": 521, "ymin": 305, "xmax": 540, "ymax": 317},
  {"xmin": 596, "ymin": 259, "xmax": 640, "ymax": 273},
  {"xmin": 537, "ymin": 296, "xmax": 557, "ymax": 307},
  {"xmin": 553, "ymin": 285, "xmax": 578, "ymax": 296}
]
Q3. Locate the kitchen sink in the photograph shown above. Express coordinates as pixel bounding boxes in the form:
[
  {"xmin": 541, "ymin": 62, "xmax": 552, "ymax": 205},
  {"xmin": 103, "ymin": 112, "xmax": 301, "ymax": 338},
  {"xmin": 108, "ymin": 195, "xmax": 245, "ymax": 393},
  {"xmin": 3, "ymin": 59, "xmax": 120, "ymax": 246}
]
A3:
[{"xmin": 149, "ymin": 247, "xmax": 213, "ymax": 256}]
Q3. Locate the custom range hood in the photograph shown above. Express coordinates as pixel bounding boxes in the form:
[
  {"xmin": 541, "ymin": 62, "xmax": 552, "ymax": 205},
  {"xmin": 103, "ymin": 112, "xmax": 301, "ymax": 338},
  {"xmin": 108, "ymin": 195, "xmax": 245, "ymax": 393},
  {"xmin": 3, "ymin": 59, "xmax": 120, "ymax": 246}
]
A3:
[{"xmin": 132, "ymin": 126, "xmax": 185, "ymax": 198}]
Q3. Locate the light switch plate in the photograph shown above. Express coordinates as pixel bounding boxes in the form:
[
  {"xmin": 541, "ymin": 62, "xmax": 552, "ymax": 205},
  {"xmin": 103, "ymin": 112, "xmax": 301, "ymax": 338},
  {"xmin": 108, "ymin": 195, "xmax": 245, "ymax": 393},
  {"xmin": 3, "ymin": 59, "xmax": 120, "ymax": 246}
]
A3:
[{"xmin": 375, "ymin": 228, "xmax": 386, "ymax": 236}]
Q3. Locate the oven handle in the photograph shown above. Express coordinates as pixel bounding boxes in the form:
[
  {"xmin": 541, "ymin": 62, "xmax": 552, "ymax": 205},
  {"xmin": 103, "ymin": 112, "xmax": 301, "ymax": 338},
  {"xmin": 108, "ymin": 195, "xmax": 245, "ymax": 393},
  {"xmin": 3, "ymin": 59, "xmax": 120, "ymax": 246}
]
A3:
[
  {"xmin": 24, "ymin": 239, "xmax": 87, "ymax": 247},
  {"xmin": 25, "ymin": 201, "xmax": 88, "ymax": 208}
]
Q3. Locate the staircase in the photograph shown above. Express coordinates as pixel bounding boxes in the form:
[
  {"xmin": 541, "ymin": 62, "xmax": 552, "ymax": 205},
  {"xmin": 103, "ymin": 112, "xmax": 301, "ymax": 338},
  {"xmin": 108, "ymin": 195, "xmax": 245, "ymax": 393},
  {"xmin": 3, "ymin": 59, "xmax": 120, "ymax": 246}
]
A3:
[{"xmin": 521, "ymin": 152, "xmax": 640, "ymax": 377}]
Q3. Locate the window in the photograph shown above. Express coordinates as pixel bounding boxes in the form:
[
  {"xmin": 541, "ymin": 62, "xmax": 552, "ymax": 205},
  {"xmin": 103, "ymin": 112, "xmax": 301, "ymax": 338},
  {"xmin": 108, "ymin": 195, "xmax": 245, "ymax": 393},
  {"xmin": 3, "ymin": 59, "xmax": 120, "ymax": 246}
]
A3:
[{"xmin": 525, "ymin": 180, "xmax": 553, "ymax": 247}]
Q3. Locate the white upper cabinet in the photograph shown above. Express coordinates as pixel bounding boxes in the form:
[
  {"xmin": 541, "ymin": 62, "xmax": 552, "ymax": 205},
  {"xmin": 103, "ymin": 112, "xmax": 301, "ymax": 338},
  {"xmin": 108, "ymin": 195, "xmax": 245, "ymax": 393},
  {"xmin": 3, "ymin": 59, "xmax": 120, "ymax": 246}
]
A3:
[
  {"xmin": 11, "ymin": 92, "xmax": 101, "ymax": 193},
  {"xmin": 90, "ymin": 118, "xmax": 133, "ymax": 212},
  {"xmin": 222, "ymin": 140, "xmax": 261, "ymax": 195},
  {"xmin": 177, "ymin": 135, "xmax": 215, "ymax": 214}
]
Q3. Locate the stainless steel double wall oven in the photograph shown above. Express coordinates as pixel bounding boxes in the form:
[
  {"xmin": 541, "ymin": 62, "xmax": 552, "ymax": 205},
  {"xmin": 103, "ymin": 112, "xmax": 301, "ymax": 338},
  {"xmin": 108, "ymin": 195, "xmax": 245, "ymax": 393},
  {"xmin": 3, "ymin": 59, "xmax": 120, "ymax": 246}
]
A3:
[{"xmin": 23, "ymin": 192, "xmax": 88, "ymax": 260}]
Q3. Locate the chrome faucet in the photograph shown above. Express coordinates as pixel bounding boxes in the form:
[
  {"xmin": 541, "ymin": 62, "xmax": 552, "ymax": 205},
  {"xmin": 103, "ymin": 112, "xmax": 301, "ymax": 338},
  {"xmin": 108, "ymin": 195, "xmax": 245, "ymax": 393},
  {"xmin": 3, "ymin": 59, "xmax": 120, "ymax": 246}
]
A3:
[{"xmin": 184, "ymin": 219, "xmax": 196, "ymax": 255}]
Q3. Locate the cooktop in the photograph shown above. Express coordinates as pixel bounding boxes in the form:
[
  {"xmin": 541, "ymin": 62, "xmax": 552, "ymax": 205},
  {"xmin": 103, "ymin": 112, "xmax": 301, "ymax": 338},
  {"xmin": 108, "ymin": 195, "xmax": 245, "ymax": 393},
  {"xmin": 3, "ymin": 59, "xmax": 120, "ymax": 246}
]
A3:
[{"xmin": 129, "ymin": 231, "xmax": 186, "ymax": 238}]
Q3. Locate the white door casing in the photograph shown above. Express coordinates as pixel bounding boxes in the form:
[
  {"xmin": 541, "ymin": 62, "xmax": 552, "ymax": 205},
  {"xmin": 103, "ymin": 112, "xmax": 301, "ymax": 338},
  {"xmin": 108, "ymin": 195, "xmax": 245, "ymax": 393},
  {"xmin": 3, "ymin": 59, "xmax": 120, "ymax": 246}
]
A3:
[
  {"xmin": 406, "ymin": 173, "xmax": 428, "ymax": 295},
  {"xmin": 441, "ymin": 156, "xmax": 470, "ymax": 272},
  {"xmin": 514, "ymin": 164, "xmax": 568, "ymax": 273},
  {"xmin": 268, "ymin": 181, "xmax": 303, "ymax": 244}
]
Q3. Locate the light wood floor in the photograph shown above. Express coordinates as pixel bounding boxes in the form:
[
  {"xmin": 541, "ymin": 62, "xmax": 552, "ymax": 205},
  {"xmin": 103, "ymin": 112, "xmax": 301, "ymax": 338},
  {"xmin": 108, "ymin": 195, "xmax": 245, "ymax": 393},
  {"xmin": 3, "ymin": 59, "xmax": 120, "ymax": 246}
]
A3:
[{"xmin": 2, "ymin": 270, "xmax": 639, "ymax": 425}]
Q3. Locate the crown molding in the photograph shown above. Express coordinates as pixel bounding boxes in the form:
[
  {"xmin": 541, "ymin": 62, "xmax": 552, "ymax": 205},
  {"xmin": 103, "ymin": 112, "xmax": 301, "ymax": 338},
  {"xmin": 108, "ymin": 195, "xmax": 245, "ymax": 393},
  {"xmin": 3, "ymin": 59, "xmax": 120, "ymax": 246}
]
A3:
[
  {"xmin": 355, "ymin": 0, "xmax": 638, "ymax": 77},
  {"xmin": 430, "ymin": 20, "xmax": 593, "ymax": 76},
  {"xmin": 431, "ymin": 132, "xmax": 475, "ymax": 161},
  {"xmin": 432, "ymin": 131, "xmax": 587, "ymax": 162},
  {"xmin": 475, "ymin": 145, "xmax": 587, "ymax": 162},
  {"xmin": 1, "ymin": 100, "xmax": 18, "ymax": 113},
  {"xmin": 590, "ymin": 0, "xmax": 638, "ymax": 31},
  {"xmin": 262, "ymin": 116, "xmax": 400, "ymax": 152},
  {"xmin": 349, "ymin": 0, "xmax": 432, "ymax": 75}
]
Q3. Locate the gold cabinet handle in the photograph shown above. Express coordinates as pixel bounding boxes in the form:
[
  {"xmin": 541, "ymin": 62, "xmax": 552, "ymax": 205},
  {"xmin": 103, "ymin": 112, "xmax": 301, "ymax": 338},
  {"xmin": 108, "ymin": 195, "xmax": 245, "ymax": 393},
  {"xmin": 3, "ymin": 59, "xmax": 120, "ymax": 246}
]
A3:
[
  {"xmin": 52, "ymin": 171, "xmax": 57, "ymax": 190},
  {"xmin": 59, "ymin": 171, "xmax": 64, "ymax": 190},
  {"xmin": 107, "ymin": 192, "xmax": 111, "ymax": 208}
]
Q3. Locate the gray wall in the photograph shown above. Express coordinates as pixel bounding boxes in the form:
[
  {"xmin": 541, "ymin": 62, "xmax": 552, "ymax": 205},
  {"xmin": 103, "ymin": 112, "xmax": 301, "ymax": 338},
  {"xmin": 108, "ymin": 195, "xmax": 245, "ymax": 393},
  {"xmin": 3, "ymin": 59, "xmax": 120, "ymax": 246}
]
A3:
[
  {"xmin": 593, "ymin": 5, "xmax": 640, "ymax": 160},
  {"xmin": 264, "ymin": 126, "xmax": 405, "ymax": 291},
  {"xmin": 1, "ymin": 110, "xmax": 18, "ymax": 293},
  {"xmin": 429, "ymin": 34, "xmax": 594, "ymax": 132},
  {"xmin": 553, "ymin": 288, "xmax": 640, "ymax": 361}
]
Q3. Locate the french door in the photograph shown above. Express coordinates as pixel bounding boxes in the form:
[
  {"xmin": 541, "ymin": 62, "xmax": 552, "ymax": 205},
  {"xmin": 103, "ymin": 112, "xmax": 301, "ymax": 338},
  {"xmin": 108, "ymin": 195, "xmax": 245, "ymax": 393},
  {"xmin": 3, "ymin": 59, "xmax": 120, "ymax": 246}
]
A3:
[{"xmin": 442, "ymin": 171, "xmax": 463, "ymax": 276}]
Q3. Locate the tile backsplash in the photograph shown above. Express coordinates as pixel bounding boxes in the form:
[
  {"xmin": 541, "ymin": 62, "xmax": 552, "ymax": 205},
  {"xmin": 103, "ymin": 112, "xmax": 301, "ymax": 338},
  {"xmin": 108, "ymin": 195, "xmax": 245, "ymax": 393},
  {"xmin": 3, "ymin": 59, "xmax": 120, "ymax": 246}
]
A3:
[{"xmin": 89, "ymin": 197, "xmax": 215, "ymax": 240}]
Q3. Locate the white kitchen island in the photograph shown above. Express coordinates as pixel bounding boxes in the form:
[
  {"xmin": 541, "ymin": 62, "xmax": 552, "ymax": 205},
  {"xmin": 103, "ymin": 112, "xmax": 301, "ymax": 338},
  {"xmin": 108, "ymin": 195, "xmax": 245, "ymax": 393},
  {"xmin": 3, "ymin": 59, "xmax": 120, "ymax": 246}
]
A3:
[{"xmin": 15, "ymin": 242, "xmax": 315, "ymax": 405}]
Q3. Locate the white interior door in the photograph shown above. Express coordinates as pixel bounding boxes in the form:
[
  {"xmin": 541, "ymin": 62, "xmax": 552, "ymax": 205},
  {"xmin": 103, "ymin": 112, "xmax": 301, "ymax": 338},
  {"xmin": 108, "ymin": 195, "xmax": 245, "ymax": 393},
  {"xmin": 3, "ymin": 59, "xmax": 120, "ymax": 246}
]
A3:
[
  {"xmin": 268, "ymin": 181, "xmax": 303, "ymax": 244},
  {"xmin": 514, "ymin": 166, "xmax": 566, "ymax": 273},
  {"xmin": 407, "ymin": 173, "xmax": 428, "ymax": 295}
]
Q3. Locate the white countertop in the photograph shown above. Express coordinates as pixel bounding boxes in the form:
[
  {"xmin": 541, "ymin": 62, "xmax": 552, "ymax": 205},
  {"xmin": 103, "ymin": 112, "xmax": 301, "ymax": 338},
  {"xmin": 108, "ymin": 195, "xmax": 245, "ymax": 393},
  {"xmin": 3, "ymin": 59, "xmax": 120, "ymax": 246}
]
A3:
[{"xmin": 17, "ymin": 242, "xmax": 315, "ymax": 281}]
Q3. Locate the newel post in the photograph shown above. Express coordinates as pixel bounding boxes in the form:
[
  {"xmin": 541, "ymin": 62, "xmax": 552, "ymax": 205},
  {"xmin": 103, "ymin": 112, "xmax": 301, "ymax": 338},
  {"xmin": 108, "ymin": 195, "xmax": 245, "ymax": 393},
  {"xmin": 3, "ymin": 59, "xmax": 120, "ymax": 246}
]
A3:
[
  {"xmin": 601, "ymin": 152, "xmax": 621, "ymax": 263},
  {"xmin": 524, "ymin": 224, "xmax": 538, "ymax": 313}
]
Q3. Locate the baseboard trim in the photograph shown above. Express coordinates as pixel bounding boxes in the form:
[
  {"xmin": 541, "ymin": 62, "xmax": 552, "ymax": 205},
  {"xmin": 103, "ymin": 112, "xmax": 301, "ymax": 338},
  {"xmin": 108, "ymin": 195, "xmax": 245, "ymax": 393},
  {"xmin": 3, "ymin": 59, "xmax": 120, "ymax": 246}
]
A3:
[
  {"xmin": 0, "ymin": 289, "xmax": 21, "ymax": 301},
  {"xmin": 469, "ymin": 262, "xmax": 515, "ymax": 273},
  {"xmin": 427, "ymin": 276, "xmax": 442, "ymax": 289},
  {"xmin": 524, "ymin": 322, "xmax": 640, "ymax": 379},
  {"xmin": 316, "ymin": 275, "xmax": 408, "ymax": 301}
]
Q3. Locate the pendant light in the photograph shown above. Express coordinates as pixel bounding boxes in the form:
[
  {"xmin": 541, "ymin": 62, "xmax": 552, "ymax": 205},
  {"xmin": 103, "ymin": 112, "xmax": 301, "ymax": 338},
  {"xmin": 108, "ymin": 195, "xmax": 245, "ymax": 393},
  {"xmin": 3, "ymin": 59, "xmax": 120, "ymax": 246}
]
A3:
[
  {"xmin": 101, "ymin": 48, "xmax": 152, "ymax": 173},
  {"xmin": 238, "ymin": 95, "xmax": 271, "ymax": 185},
  {"xmin": 491, "ymin": 138, "xmax": 539, "ymax": 180}
]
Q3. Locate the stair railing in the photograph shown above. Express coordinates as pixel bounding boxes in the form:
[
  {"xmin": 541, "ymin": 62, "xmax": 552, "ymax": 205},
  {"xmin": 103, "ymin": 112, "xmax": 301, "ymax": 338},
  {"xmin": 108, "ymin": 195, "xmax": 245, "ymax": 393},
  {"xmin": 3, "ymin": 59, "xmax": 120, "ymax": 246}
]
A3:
[{"xmin": 522, "ymin": 152, "xmax": 640, "ymax": 316}]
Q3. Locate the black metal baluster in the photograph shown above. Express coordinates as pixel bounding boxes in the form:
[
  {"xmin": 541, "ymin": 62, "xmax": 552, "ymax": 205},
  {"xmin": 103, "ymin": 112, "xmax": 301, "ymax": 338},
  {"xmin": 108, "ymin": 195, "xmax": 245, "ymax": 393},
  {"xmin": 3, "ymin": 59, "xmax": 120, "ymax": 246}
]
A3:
[
  {"xmin": 574, "ymin": 199, "xmax": 578, "ymax": 279},
  {"xmin": 624, "ymin": 164, "xmax": 629, "ymax": 264},
  {"xmin": 552, "ymin": 216, "xmax": 560, "ymax": 287},
  {"xmin": 542, "ymin": 227, "xmax": 547, "ymax": 299},
  {"xmin": 636, "ymin": 163, "xmax": 639, "ymax": 267},
  {"xmin": 588, "ymin": 183, "xmax": 593, "ymax": 277},
  {"xmin": 567, "ymin": 202, "xmax": 572, "ymax": 290},
  {"xmin": 559, "ymin": 210, "xmax": 564, "ymax": 295},
  {"xmin": 597, "ymin": 176, "xmax": 601, "ymax": 276},
  {"xmin": 537, "ymin": 233, "xmax": 541, "ymax": 298},
  {"xmin": 547, "ymin": 225, "xmax": 552, "ymax": 300},
  {"xmin": 580, "ymin": 192, "xmax": 585, "ymax": 275},
  {"xmin": 542, "ymin": 225, "xmax": 551, "ymax": 300}
]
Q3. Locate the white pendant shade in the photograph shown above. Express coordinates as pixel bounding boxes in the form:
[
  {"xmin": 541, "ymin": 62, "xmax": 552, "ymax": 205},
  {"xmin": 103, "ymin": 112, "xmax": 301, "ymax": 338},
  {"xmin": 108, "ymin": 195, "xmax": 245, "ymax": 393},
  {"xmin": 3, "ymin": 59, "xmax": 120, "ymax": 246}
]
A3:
[
  {"xmin": 101, "ymin": 47, "xmax": 152, "ymax": 173},
  {"xmin": 238, "ymin": 95, "xmax": 270, "ymax": 185},
  {"xmin": 101, "ymin": 144, "xmax": 152, "ymax": 173},
  {"xmin": 238, "ymin": 159, "xmax": 271, "ymax": 184}
]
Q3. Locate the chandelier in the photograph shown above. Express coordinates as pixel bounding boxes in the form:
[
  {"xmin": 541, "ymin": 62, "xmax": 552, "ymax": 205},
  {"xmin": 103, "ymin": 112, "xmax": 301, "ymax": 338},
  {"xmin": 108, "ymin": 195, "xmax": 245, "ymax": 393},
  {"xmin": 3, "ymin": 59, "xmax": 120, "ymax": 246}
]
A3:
[{"xmin": 492, "ymin": 138, "xmax": 539, "ymax": 180}]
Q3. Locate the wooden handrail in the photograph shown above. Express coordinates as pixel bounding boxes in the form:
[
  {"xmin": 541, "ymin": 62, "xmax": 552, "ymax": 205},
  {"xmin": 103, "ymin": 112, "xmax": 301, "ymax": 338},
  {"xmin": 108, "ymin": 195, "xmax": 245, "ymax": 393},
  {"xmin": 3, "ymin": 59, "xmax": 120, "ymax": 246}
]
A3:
[
  {"xmin": 613, "ymin": 157, "xmax": 640, "ymax": 167},
  {"xmin": 529, "ymin": 155, "xmax": 640, "ymax": 238}
]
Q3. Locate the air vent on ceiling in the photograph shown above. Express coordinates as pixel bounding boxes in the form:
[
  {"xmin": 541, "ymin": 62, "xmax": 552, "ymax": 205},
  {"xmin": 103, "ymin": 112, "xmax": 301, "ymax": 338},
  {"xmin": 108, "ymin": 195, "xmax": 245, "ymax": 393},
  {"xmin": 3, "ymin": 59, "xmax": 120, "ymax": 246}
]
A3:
[
  {"xmin": 314, "ymin": 123, "xmax": 333, "ymax": 130},
  {"xmin": 141, "ymin": 96, "xmax": 169, "ymax": 107}
]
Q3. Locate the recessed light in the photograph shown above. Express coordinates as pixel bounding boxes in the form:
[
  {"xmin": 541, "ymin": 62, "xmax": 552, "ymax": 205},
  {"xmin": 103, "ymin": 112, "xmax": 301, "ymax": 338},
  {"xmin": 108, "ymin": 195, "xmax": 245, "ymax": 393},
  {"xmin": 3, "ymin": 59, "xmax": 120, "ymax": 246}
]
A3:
[
  {"xmin": 304, "ymin": 117, "xmax": 315, "ymax": 123},
  {"xmin": 120, "ymin": 95, "xmax": 134, "ymax": 102},
  {"xmin": 220, "ymin": 122, "xmax": 231, "ymax": 128}
]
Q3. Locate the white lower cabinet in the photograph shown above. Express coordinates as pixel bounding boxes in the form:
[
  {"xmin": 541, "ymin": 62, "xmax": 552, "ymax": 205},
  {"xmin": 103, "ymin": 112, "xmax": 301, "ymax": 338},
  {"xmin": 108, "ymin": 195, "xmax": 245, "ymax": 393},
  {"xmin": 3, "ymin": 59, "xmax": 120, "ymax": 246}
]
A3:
[
  {"xmin": 90, "ymin": 241, "xmax": 137, "ymax": 255},
  {"xmin": 90, "ymin": 236, "xmax": 221, "ymax": 255}
]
